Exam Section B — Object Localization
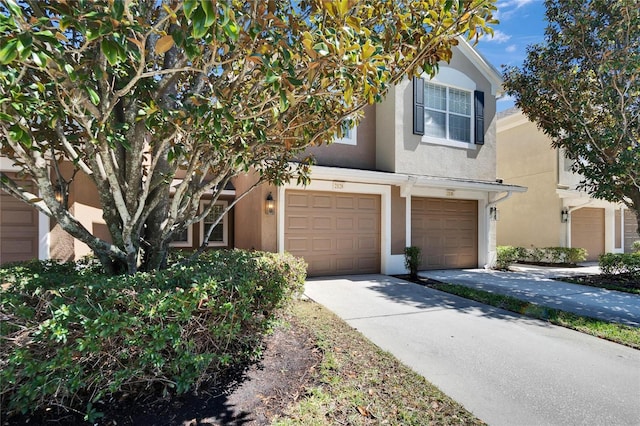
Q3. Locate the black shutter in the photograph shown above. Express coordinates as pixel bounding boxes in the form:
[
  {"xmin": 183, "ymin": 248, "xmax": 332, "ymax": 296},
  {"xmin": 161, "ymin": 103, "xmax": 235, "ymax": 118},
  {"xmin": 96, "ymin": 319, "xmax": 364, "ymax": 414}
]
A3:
[
  {"xmin": 474, "ymin": 90, "xmax": 485, "ymax": 145},
  {"xmin": 413, "ymin": 77, "xmax": 424, "ymax": 136}
]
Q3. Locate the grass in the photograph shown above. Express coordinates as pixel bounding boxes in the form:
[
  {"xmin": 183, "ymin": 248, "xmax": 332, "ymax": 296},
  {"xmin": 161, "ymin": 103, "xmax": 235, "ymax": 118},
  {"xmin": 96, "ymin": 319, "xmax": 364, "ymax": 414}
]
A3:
[
  {"xmin": 274, "ymin": 299, "xmax": 485, "ymax": 426},
  {"xmin": 425, "ymin": 281, "xmax": 640, "ymax": 350}
]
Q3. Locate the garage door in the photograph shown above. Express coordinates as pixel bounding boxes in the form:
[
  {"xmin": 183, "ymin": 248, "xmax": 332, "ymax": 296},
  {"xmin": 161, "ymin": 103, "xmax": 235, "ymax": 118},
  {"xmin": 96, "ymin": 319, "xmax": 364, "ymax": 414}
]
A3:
[
  {"xmin": 1, "ymin": 173, "xmax": 39, "ymax": 265},
  {"xmin": 571, "ymin": 207, "xmax": 604, "ymax": 261},
  {"xmin": 284, "ymin": 190, "xmax": 380, "ymax": 276},
  {"xmin": 412, "ymin": 197, "xmax": 478, "ymax": 269},
  {"xmin": 624, "ymin": 210, "xmax": 639, "ymax": 253}
]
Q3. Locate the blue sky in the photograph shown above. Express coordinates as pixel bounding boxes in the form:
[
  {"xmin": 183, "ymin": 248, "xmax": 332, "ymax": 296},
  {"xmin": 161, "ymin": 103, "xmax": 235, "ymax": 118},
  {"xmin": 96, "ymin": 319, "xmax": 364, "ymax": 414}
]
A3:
[{"xmin": 474, "ymin": 0, "xmax": 547, "ymax": 111}]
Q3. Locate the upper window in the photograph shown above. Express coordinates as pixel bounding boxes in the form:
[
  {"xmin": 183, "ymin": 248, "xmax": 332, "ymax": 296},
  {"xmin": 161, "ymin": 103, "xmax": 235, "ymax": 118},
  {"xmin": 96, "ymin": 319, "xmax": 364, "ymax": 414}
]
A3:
[
  {"xmin": 334, "ymin": 122, "xmax": 357, "ymax": 145},
  {"xmin": 424, "ymin": 83, "xmax": 472, "ymax": 143},
  {"xmin": 413, "ymin": 67, "xmax": 483, "ymax": 149}
]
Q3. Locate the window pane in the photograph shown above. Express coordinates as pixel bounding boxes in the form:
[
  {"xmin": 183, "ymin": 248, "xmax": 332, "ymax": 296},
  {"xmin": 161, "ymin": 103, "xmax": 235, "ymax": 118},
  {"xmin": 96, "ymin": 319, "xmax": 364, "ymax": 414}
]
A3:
[
  {"xmin": 425, "ymin": 83, "xmax": 446, "ymax": 111},
  {"xmin": 449, "ymin": 114, "xmax": 471, "ymax": 142},
  {"xmin": 209, "ymin": 224, "xmax": 224, "ymax": 242},
  {"xmin": 425, "ymin": 110, "xmax": 446, "ymax": 138},
  {"xmin": 174, "ymin": 228, "xmax": 189, "ymax": 242},
  {"xmin": 449, "ymin": 88, "xmax": 471, "ymax": 115}
]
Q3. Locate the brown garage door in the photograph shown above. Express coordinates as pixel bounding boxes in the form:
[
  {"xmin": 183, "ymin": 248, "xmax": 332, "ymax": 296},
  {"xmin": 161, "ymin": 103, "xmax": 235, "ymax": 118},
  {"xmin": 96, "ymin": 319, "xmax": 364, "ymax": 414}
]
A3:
[
  {"xmin": 285, "ymin": 190, "xmax": 380, "ymax": 276},
  {"xmin": 624, "ymin": 210, "xmax": 639, "ymax": 253},
  {"xmin": 412, "ymin": 197, "xmax": 478, "ymax": 269},
  {"xmin": 1, "ymin": 173, "xmax": 39, "ymax": 265},
  {"xmin": 571, "ymin": 207, "xmax": 604, "ymax": 261}
]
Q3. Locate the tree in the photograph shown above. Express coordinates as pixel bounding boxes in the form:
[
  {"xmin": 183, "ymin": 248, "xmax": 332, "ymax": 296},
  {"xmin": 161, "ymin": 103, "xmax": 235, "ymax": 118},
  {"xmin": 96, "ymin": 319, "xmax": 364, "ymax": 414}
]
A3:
[
  {"xmin": 0, "ymin": 0, "xmax": 497, "ymax": 274},
  {"xmin": 503, "ymin": 0, "xmax": 640, "ymax": 235}
]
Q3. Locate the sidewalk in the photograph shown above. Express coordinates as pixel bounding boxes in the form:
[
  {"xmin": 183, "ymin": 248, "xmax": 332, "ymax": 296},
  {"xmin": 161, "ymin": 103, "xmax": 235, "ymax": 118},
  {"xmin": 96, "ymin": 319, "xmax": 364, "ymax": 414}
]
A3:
[{"xmin": 420, "ymin": 265, "xmax": 640, "ymax": 327}]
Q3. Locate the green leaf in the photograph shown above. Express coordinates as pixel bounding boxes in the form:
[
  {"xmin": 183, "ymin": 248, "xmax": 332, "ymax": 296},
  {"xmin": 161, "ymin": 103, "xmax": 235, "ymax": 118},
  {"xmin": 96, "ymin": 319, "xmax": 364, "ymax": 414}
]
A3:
[
  {"xmin": 201, "ymin": 0, "xmax": 216, "ymax": 27},
  {"xmin": 87, "ymin": 87, "xmax": 100, "ymax": 106},
  {"xmin": 101, "ymin": 39, "xmax": 119, "ymax": 66},
  {"xmin": 183, "ymin": 0, "xmax": 198, "ymax": 19},
  {"xmin": 4, "ymin": 0, "xmax": 22, "ymax": 17},
  {"xmin": 9, "ymin": 124, "xmax": 30, "ymax": 147},
  {"xmin": 0, "ymin": 39, "xmax": 19, "ymax": 65},
  {"xmin": 112, "ymin": 0, "xmax": 125, "ymax": 20},
  {"xmin": 191, "ymin": 8, "xmax": 208, "ymax": 39},
  {"xmin": 64, "ymin": 64, "xmax": 78, "ymax": 81}
]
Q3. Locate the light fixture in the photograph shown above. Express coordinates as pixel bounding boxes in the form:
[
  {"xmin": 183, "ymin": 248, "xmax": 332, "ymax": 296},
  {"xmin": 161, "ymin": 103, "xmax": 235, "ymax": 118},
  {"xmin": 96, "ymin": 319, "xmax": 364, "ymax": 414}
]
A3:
[
  {"xmin": 265, "ymin": 192, "xmax": 275, "ymax": 215},
  {"xmin": 561, "ymin": 209, "xmax": 569, "ymax": 223},
  {"xmin": 489, "ymin": 206, "xmax": 498, "ymax": 221},
  {"xmin": 54, "ymin": 183, "xmax": 64, "ymax": 204}
]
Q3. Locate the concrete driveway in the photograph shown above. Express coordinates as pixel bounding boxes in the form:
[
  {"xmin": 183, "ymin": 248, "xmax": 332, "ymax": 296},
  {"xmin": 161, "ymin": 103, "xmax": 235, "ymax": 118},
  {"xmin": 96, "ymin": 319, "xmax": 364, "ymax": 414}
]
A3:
[{"xmin": 304, "ymin": 275, "xmax": 640, "ymax": 426}]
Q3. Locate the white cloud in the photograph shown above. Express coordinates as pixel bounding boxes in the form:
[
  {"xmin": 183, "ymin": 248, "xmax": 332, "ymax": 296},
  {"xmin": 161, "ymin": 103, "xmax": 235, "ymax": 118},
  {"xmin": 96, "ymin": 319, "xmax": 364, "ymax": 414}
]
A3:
[
  {"xmin": 505, "ymin": 44, "xmax": 517, "ymax": 53},
  {"xmin": 486, "ymin": 30, "xmax": 512, "ymax": 43},
  {"xmin": 496, "ymin": 0, "xmax": 540, "ymax": 20}
]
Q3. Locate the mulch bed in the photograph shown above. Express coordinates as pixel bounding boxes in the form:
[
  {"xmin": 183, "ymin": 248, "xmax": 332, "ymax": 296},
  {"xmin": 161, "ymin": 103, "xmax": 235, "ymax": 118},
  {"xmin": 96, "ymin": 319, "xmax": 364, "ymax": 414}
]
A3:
[{"xmin": 3, "ymin": 315, "xmax": 322, "ymax": 426}]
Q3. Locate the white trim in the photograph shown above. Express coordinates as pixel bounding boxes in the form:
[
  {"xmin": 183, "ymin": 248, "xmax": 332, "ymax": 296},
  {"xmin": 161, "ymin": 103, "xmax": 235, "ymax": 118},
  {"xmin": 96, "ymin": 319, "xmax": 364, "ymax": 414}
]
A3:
[
  {"xmin": 279, "ymin": 180, "xmax": 393, "ymax": 274},
  {"xmin": 38, "ymin": 206, "xmax": 50, "ymax": 260},
  {"xmin": 199, "ymin": 200, "xmax": 229, "ymax": 247},
  {"xmin": 455, "ymin": 37, "xmax": 503, "ymax": 96},
  {"xmin": 0, "ymin": 157, "xmax": 21, "ymax": 172}
]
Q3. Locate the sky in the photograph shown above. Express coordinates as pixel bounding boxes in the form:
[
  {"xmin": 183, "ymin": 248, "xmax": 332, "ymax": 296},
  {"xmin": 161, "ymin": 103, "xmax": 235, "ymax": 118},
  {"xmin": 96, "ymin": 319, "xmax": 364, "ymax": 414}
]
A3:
[{"xmin": 474, "ymin": 0, "xmax": 548, "ymax": 111}]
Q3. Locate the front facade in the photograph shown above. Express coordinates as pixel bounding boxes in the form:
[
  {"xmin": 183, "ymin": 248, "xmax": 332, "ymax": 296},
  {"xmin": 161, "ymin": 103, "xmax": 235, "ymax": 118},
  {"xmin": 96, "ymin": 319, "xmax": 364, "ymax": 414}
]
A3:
[
  {"xmin": 234, "ymin": 40, "xmax": 525, "ymax": 276},
  {"xmin": 1, "ymin": 40, "xmax": 525, "ymax": 275},
  {"xmin": 496, "ymin": 109, "xmax": 639, "ymax": 261}
]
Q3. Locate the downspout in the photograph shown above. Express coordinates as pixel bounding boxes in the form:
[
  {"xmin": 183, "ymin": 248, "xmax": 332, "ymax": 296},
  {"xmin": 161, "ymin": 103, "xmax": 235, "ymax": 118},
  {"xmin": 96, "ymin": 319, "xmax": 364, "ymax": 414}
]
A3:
[{"xmin": 485, "ymin": 191, "xmax": 513, "ymax": 268}]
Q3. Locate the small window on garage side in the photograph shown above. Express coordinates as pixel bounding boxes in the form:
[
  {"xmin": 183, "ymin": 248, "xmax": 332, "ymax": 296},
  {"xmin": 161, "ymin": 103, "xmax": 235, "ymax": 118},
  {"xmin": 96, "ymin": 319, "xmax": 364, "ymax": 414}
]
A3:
[
  {"xmin": 199, "ymin": 201, "xmax": 228, "ymax": 247},
  {"xmin": 169, "ymin": 225, "xmax": 193, "ymax": 248}
]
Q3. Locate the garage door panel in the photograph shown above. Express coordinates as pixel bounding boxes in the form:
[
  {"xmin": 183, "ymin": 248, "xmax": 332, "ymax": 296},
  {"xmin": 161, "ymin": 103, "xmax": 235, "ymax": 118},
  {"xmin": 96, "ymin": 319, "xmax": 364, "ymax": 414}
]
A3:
[
  {"xmin": 311, "ymin": 194, "xmax": 332, "ymax": 208},
  {"xmin": 285, "ymin": 190, "xmax": 380, "ymax": 276},
  {"xmin": 287, "ymin": 215, "xmax": 309, "ymax": 230},
  {"xmin": 412, "ymin": 197, "xmax": 478, "ymax": 270},
  {"xmin": 312, "ymin": 216, "xmax": 333, "ymax": 230},
  {"xmin": 571, "ymin": 208, "xmax": 604, "ymax": 261}
]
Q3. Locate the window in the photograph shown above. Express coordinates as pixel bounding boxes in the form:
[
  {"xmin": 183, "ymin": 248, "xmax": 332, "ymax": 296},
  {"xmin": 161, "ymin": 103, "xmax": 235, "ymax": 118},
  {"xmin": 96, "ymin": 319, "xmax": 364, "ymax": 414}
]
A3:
[
  {"xmin": 334, "ymin": 120, "xmax": 357, "ymax": 145},
  {"xmin": 199, "ymin": 200, "xmax": 228, "ymax": 247},
  {"xmin": 413, "ymin": 67, "xmax": 484, "ymax": 148},
  {"xmin": 424, "ymin": 82, "xmax": 472, "ymax": 143},
  {"xmin": 169, "ymin": 225, "xmax": 193, "ymax": 248}
]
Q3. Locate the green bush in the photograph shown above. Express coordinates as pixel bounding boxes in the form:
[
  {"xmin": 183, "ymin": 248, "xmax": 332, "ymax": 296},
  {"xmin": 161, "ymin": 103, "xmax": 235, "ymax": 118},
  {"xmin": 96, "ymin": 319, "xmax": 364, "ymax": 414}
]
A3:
[
  {"xmin": 632, "ymin": 240, "xmax": 640, "ymax": 253},
  {"xmin": 404, "ymin": 246, "xmax": 422, "ymax": 279},
  {"xmin": 495, "ymin": 246, "xmax": 587, "ymax": 269},
  {"xmin": 599, "ymin": 252, "xmax": 640, "ymax": 276},
  {"xmin": 496, "ymin": 246, "xmax": 519, "ymax": 270},
  {"xmin": 0, "ymin": 250, "xmax": 306, "ymax": 421}
]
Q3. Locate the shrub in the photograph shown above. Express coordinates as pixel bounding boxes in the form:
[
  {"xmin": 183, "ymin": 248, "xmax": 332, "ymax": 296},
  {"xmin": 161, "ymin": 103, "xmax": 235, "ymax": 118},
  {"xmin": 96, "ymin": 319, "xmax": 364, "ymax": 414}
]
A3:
[
  {"xmin": 599, "ymin": 253, "xmax": 640, "ymax": 276},
  {"xmin": 0, "ymin": 250, "xmax": 306, "ymax": 421},
  {"xmin": 404, "ymin": 246, "xmax": 422, "ymax": 279},
  {"xmin": 496, "ymin": 246, "xmax": 519, "ymax": 270},
  {"xmin": 495, "ymin": 246, "xmax": 587, "ymax": 269},
  {"xmin": 632, "ymin": 240, "xmax": 640, "ymax": 253}
]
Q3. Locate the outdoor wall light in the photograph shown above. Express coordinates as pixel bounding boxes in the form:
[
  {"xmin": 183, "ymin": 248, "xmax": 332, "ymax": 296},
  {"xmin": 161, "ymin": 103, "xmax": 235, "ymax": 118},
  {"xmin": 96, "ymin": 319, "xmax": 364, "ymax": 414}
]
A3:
[
  {"xmin": 265, "ymin": 192, "xmax": 275, "ymax": 215},
  {"xmin": 561, "ymin": 209, "xmax": 569, "ymax": 223},
  {"xmin": 54, "ymin": 184, "xmax": 64, "ymax": 204},
  {"xmin": 489, "ymin": 206, "xmax": 498, "ymax": 221}
]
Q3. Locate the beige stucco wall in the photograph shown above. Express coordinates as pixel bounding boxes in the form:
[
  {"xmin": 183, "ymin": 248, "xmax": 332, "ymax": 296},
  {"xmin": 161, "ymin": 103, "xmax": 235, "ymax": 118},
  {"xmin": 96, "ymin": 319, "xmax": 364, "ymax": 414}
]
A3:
[
  {"xmin": 302, "ymin": 105, "xmax": 377, "ymax": 170},
  {"xmin": 376, "ymin": 46, "xmax": 498, "ymax": 180},
  {"xmin": 496, "ymin": 113, "xmax": 563, "ymax": 247}
]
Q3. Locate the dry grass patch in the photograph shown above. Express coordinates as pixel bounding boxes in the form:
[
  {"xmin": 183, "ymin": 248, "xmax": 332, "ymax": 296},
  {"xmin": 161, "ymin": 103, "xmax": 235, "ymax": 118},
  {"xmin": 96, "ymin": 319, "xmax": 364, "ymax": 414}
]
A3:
[{"xmin": 275, "ymin": 299, "xmax": 484, "ymax": 425}]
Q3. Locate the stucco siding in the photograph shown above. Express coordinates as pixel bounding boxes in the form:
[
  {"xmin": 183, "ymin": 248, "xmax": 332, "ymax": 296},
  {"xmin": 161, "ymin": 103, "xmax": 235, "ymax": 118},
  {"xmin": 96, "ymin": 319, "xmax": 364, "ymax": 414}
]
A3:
[
  {"xmin": 299, "ymin": 105, "xmax": 376, "ymax": 170},
  {"xmin": 379, "ymin": 47, "xmax": 497, "ymax": 180},
  {"xmin": 497, "ymin": 117, "xmax": 562, "ymax": 247}
]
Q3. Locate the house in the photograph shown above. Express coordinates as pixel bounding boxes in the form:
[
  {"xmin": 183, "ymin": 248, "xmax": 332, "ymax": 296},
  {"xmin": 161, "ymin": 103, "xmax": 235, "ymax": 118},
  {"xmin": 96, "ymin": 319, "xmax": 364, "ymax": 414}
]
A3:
[
  {"xmin": 496, "ymin": 108, "xmax": 639, "ymax": 261},
  {"xmin": 0, "ymin": 39, "xmax": 525, "ymax": 275}
]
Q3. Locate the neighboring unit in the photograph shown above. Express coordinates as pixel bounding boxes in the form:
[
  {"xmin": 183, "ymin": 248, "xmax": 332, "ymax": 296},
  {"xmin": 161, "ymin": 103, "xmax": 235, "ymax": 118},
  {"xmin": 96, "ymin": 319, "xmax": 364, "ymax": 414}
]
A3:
[
  {"xmin": 496, "ymin": 108, "xmax": 639, "ymax": 261},
  {"xmin": 1, "ymin": 40, "xmax": 525, "ymax": 275}
]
